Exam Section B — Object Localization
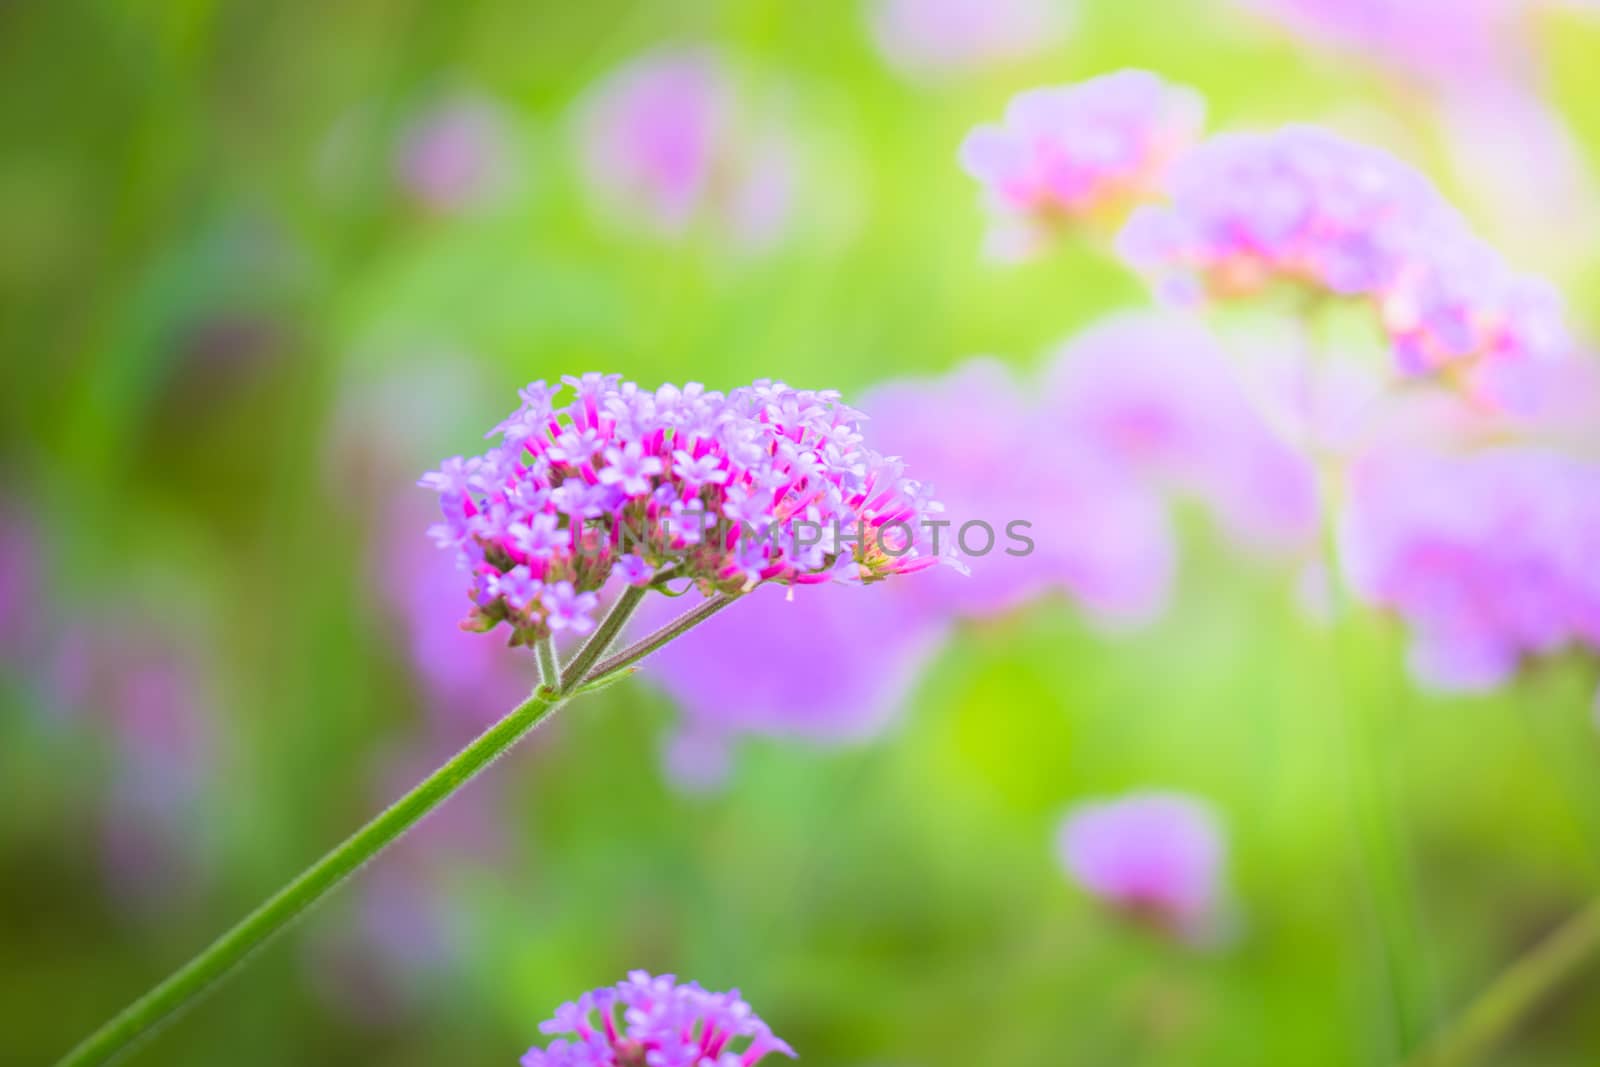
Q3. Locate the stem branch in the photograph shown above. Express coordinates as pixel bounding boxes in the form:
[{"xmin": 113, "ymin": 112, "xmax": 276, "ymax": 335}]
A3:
[
  {"xmin": 581, "ymin": 593, "xmax": 740, "ymax": 684},
  {"xmin": 1404, "ymin": 898, "xmax": 1600, "ymax": 1067},
  {"xmin": 558, "ymin": 584, "xmax": 647, "ymax": 693}
]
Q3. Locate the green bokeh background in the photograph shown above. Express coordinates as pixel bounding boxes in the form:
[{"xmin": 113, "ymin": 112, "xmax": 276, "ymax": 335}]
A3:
[{"xmin": 4, "ymin": 2, "xmax": 1600, "ymax": 1064}]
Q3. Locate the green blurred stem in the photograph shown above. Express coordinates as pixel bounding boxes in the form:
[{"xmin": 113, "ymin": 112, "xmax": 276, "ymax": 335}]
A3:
[
  {"xmin": 53, "ymin": 685, "xmax": 566, "ymax": 1067},
  {"xmin": 1320, "ymin": 455, "xmax": 1431, "ymax": 1058},
  {"xmin": 56, "ymin": 588, "xmax": 738, "ymax": 1066},
  {"xmin": 1404, "ymin": 898, "xmax": 1600, "ymax": 1067}
]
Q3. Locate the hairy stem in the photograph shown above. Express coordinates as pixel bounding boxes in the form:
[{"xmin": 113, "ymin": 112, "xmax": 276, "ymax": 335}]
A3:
[
  {"xmin": 1404, "ymin": 898, "xmax": 1600, "ymax": 1067},
  {"xmin": 558, "ymin": 584, "xmax": 647, "ymax": 693},
  {"xmin": 581, "ymin": 593, "xmax": 740, "ymax": 684},
  {"xmin": 536, "ymin": 636, "xmax": 558, "ymax": 691}
]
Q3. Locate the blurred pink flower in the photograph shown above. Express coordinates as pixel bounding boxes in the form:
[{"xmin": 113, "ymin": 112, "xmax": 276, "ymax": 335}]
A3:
[
  {"xmin": 575, "ymin": 48, "xmax": 799, "ymax": 250},
  {"xmin": 1236, "ymin": 0, "xmax": 1526, "ymax": 87},
  {"xmin": 0, "ymin": 501, "xmax": 44, "ymax": 658},
  {"xmin": 636, "ymin": 580, "xmax": 951, "ymax": 791},
  {"xmin": 1340, "ymin": 448, "xmax": 1600, "ymax": 692},
  {"xmin": 1044, "ymin": 313, "xmax": 1319, "ymax": 555},
  {"xmin": 396, "ymin": 93, "xmax": 513, "ymax": 214},
  {"xmin": 869, "ymin": 0, "xmax": 1072, "ymax": 79},
  {"xmin": 51, "ymin": 622, "xmax": 216, "ymax": 911},
  {"xmin": 1119, "ymin": 126, "xmax": 1576, "ymax": 410},
  {"xmin": 961, "ymin": 71, "xmax": 1204, "ymax": 259},
  {"xmin": 380, "ymin": 492, "xmax": 539, "ymax": 730},
  {"xmin": 639, "ymin": 357, "xmax": 1181, "ymax": 789},
  {"xmin": 1058, "ymin": 792, "xmax": 1229, "ymax": 943},
  {"xmin": 863, "ymin": 357, "xmax": 1176, "ymax": 626}
]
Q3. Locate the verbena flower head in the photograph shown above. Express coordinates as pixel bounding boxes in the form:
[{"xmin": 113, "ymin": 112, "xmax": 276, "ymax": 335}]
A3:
[
  {"xmin": 1058, "ymin": 792, "xmax": 1228, "ymax": 943},
  {"xmin": 1341, "ymin": 447, "xmax": 1600, "ymax": 692},
  {"xmin": 1119, "ymin": 125, "xmax": 1454, "ymax": 303},
  {"xmin": 961, "ymin": 70, "xmax": 1204, "ymax": 259},
  {"xmin": 522, "ymin": 971, "xmax": 795, "ymax": 1067},
  {"xmin": 1118, "ymin": 125, "xmax": 1574, "ymax": 402},
  {"xmin": 422, "ymin": 375, "xmax": 946, "ymax": 645}
]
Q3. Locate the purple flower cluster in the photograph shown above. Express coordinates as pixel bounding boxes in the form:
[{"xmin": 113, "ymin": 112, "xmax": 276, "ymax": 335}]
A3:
[
  {"xmin": 1341, "ymin": 448, "xmax": 1600, "ymax": 693},
  {"xmin": 961, "ymin": 70, "xmax": 1204, "ymax": 258},
  {"xmin": 1057, "ymin": 792, "xmax": 1228, "ymax": 944},
  {"xmin": 1118, "ymin": 126, "xmax": 1574, "ymax": 402},
  {"xmin": 421, "ymin": 374, "xmax": 946, "ymax": 645},
  {"xmin": 522, "ymin": 971, "xmax": 794, "ymax": 1067}
]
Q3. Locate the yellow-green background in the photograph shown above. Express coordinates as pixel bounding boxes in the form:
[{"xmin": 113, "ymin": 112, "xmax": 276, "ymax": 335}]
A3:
[{"xmin": 4, "ymin": 2, "xmax": 1600, "ymax": 1064}]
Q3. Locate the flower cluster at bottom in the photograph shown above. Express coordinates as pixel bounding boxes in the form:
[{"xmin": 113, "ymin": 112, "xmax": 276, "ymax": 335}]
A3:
[{"xmin": 522, "ymin": 971, "xmax": 795, "ymax": 1067}]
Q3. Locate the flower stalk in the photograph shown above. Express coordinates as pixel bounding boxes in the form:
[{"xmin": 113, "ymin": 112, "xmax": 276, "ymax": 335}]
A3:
[
  {"xmin": 1404, "ymin": 897, "xmax": 1600, "ymax": 1067},
  {"xmin": 54, "ymin": 587, "xmax": 725, "ymax": 1067}
]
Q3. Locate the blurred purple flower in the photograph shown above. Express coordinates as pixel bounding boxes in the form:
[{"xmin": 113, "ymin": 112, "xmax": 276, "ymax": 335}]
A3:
[
  {"xmin": 0, "ymin": 502, "xmax": 44, "ymax": 658},
  {"xmin": 50, "ymin": 622, "xmax": 216, "ymax": 911},
  {"xmin": 1119, "ymin": 125, "xmax": 1575, "ymax": 407},
  {"xmin": 869, "ymin": 0, "xmax": 1072, "ymax": 79},
  {"xmin": 1043, "ymin": 312, "xmax": 1319, "ymax": 555},
  {"xmin": 1236, "ymin": 0, "xmax": 1525, "ymax": 87},
  {"xmin": 961, "ymin": 70, "xmax": 1204, "ymax": 259},
  {"xmin": 862, "ymin": 357, "xmax": 1176, "ymax": 626},
  {"xmin": 575, "ymin": 48, "xmax": 799, "ymax": 250},
  {"xmin": 381, "ymin": 493, "xmax": 539, "ymax": 731},
  {"xmin": 522, "ymin": 970, "xmax": 795, "ymax": 1067},
  {"xmin": 396, "ymin": 93, "xmax": 513, "ymax": 214},
  {"xmin": 1058, "ymin": 792, "xmax": 1229, "ymax": 943},
  {"xmin": 641, "ymin": 357, "xmax": 1181, "ymax": 789},
  {"xmin": 1118, "ymin": 125, "xmax": 1457, "ymax": 303},
  {"xmin": 636, "ymin": 580, "xmax": 950, "ymax": 791},
  {"xmin": 1340, "ymin": 448, "xmax": 1600, "ymax": 692}
]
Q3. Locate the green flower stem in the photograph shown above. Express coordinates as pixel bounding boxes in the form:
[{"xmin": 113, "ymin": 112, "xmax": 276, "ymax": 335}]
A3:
[
  {"xmin": 557, "ymin": 584, "xmax": 647, "ymax": 692},
  {"xmin": 1404, "ymin": 897, "xmax": 1600, "ymax": 1067},
  {"xmin": 57, "ymin": 587, "xmax": 742, "ymax": 1066},
  {"xmin": 1318, "ymin": 459, "xmax": 1432, "ymax": 1057},
  {"xmin": 580, "ymin": 593, "xmax": 740, "ymax": 685},
  {"xmin": 54, "ymin": 685, "xmax": 565, "ymax": 1067},
  {"xmin": 536, "ymin": 636, "xmax": 558, "ymax": 691}
]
